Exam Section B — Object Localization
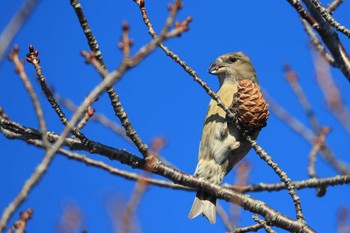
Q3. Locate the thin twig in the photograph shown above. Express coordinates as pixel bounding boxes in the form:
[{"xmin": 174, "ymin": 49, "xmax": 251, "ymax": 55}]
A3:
[
  {"xmin": 0, "ymin": 107, "xmax": 10, "ymax": 120},
  {"xmin": 235, "ymin": 175, "xmax": 350, "ymax": 193},
  {"xmin": 134, "ymin": 0, "xmax": 235, "ymax": 120},
  {"xmin": 313, "ymin": 52, "xmax": 350, "ymax": 134},
  {"xmin": 246, "ymin": 136, "xmax": 306, "ymax": 224},
  {"xmin": 0, "ymin": 46, "xmax": 51, "ymax": 232},
  {"xmin": 301, "ymin": 18, "xmax": 336, "ymax": 66},
  {"xmin": 308, "ymin": 127, "xmax": 330, "ymax": 197},
  {"xmin": 56, "ymin": 203, "xmax": 83, "ymax": 233},
  {"xmin": 284, "ymin": 64, "xmax": 321, "ymax": 132},
  {"xmin": 229, "ymin": 223, "xmax": 263, "ymax": 233},
  {"xmin": 263, "ymin": 91, "xmax": 315, "ymax": 142},
  {"xmin": 308, "ymin": 127, "xmax": 330, "ymax": 179},
  {"xmin": 286, "ymin": 0, "xmax": 320, "ymax": 31},
  {"xmin": 120, "ymin": 136, "xmax": 166, "ymax": 233},
  {"xmin": 0, "ymin": 144, "xmax": 53, "ymax": 232},
  {"xmin": 216, "ymin": 204, "xmax": 235, "ymax": 232},
  {"xmin": 337, "ymin": 207, "xmax": 350, "ymax": 233},
  {"xmin": 7, "ymin": 46, "xmax": 49, "ymax": 147},
  {"xmin": 118, "ymin": 21, "xmax": 133, "ymax": 60},
  {"xmin": 0, "ymin": 0, "xmax": 40, "ymax": 64},
  {"xmin": 265, "ymin": 91, "xmax": 350, "ymax": 175},
  {"xmin": 164, "ymin": 16, "xmax": 192, "ymax": 39},
  {"xmin": 327, "ymin": 0, "xmax": 344, "ymax": 14},
  {"xmin": 319, "ymin": 146, "xmax": 350, "ymax": 176},
  {"xmin": 252, "ymin": 214, "xmax": 276, "ymax": 233},
  {"xmin": 310, "ymin": 0, "xmax": 350, "ymax": 38},
  {"xmin": 230, "ymin": 161, "xmax": 250, "ymax": 226},
  {"xmin": 120, "ymin": 173, "xmax": 149, "ymax": 233},
  {"xmin": 6, "ymin": 208, "xmax": 33, "ymax": 233},
  {"xmin": 53, "ymin": 92, "xmax": 131, "ymax": 143},
  {"xmin": 76, "ymin": 100, "xmax": 95, "ymax": 131},
  {"xmin": 25, "ymin": 45, "xmax": 93, "ymax": 150}
]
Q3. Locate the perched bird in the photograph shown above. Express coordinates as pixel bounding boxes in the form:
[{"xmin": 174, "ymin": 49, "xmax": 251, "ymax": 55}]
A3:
[{"xmin": 188, "ymin": 52, "xmax": 260, "ymax": 224}]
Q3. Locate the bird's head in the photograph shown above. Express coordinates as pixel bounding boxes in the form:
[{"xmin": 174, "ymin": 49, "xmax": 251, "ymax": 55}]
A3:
[{"xmin": 208, "ymin": 52, "xmax": 258, "ymax": 86}]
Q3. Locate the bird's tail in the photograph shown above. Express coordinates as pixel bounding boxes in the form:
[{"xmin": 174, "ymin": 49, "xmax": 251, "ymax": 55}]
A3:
[{"xmin": 188, "ymin": 191, "xmax": 216, "ymax": 224}]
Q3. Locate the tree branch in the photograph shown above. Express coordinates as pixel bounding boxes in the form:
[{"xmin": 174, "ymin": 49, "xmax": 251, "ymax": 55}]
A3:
[{"xmin": 0, "ymin": 117, "xmax": 317, "ymax": 232}]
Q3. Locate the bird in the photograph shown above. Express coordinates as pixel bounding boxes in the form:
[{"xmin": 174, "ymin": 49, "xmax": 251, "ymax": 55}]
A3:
[{"xmin": 188, "ymin": 52, "xmax": 260, "ymax": 224}]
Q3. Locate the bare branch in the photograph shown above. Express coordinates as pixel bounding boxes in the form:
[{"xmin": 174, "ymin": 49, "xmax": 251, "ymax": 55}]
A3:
[
  {"xmin": 0, "ymin": 116, "xmax": 317, "ymax": 232},
  {"xmin": 286, "ymin": 0, "xmax": 320, "ymax": 31},
  {"xmin": 301, "ymin": 19, "xmax": 336, "ymax": 66},
  {"xmin": 230, "ymin": 161, "xmax": 251, "ymax": 226},
  {"xmin": 308, "ymin": 128, "xmax": 330, "ymax": 179},
  {"xmin": 8, "ymin": 46, "xmax": 49, "ymax": 147},
  {"xmin": 284, "ymin": 64, "xmax": 321, "ymax": 132},
  {"xmin": 247, "ymin": 137, "xmax": 306, "ymax": 223},
  {"xmin": 54, "ymin": 93, "xmax": 130, "ymax": 142},
  {"xmin": 0, "ymin": 0, "xmax": 40, "ymax": 63},
  {"xmin": 134, "ymin": 0, "xmax": 236, "ymax": 120},
  {"xmin": 2, "ymin": 116, "xmax": 349, "ymax": 195},
  {"xmin": 310, "ymin": 0, "xmax": 350, "ymax": 38},
  {"xmin": 230, "ymin": 223, "xmax": 264, "ymax": 233},
  {"xmin": 327, "ymin": 0, "xmax": 344, "ymax": 14},
  {"xmin": 313, "ymin": 53, "xmax": 350, "ymax": 134},
  {"xmin": 7, "ymin": 208, "xmax": 33, "ymax": 233},
  {"xmin": 0, "ymin": 46, "xmax": 50, "ymax": 232},
  {"xmin": 0, "ymin": 116, "xmax": 144, "ymax": 167},
  {"xmin": 56, "ymin": 203, "xmax": 83, "ymax": 233},
  {"xmin": 0, "ymin": 107, "xmax": 10, "ymax": 120},
  {"xmin": 70, "ymin": 0, "xmax": 107, "ymax": 69},
  {"xmin": 302, "ymin": 0, "xmax": 350, "ymax": 82},
  {"xmin": 264, "ymin": 90, "xmax": 315, "ymax": 142},
  {"xmin": 265, "ymin": 91, "xmax": 350, "ymax": 175},
  {"xmin": 217, "ymin": 204, "xmax": 235, "ymax": 232},
  {"xmin": 252, "ymin": 214, "xmax": 276, "ymax": 233},
  {"xmin": 237, "ymin": 175, "xmax": 350, "ymax": 193},
  {"xmin": 77, "ymin": 0, "xmax": 182, "ymax": 159},
  {"xmin": 337, "ymin": 207, "xmax": 350, "ymax": 233},
  {"xmin": 120, "ymin": 174, "xmax": 149, "ymax": 233},
  {"xmin": 25, "ymin": 45, "xmax": 93, "ymax": 149}
]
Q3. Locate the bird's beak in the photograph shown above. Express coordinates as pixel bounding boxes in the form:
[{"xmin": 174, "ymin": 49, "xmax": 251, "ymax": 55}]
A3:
[
  {"xmin": 208, "ymin": 61, "xmax": 218, "ymax": 74},
  {"xmin": 208, "ymin": 60, "xmax": 221, "ymax": 74}
]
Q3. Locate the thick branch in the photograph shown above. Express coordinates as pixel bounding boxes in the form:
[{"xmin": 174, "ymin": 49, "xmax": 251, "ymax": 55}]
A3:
[{"xmin": 302, "ymin": 0, "xmax": 350, "ymax": 82}]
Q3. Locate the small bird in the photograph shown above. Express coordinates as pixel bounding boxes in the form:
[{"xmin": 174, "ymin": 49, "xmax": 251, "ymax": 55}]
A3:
[{"xmin": 188, "ymin": 52, "xmax": 260, "ymax": 224}]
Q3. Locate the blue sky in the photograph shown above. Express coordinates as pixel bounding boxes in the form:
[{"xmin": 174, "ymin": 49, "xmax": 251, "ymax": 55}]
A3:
[{"xmin": 1, "ymin": 0, "xmax": 350, "ymax": 232}]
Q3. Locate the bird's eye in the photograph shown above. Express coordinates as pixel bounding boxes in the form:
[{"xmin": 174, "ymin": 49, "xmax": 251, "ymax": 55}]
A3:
[{"xmin": 228, "ymin": 57, "xmax": 237, "ymax": 63}]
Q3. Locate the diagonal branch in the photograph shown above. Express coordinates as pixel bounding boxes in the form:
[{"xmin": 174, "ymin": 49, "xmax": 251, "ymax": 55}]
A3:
[
  {"xmin": 247, "ymin": 137, "xmax": 305, "ymax": 223},
  {"xmin": 302, "ymin": 0, "xmax": 350, "ymax": 82},
  {"xmin": 134, "ymin": 0, "xmax": 235, "ymax": 120},
  {"xmin": 0, "ymin": 0, "xmax": 40, "ymax": 64},
  {"xmin": 310, "ymin": 0, "xmax": 350, "ymax": 38}
]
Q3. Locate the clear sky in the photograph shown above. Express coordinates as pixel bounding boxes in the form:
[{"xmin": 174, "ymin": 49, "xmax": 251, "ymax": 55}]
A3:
[{"xmin": 1, "ymin": 0, "xmax": 350, "ymax": 232}]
